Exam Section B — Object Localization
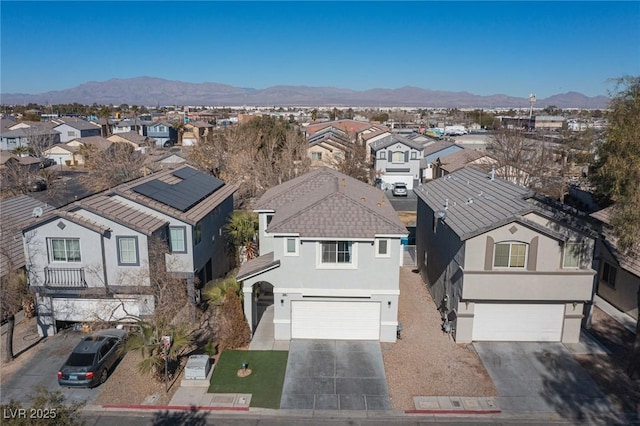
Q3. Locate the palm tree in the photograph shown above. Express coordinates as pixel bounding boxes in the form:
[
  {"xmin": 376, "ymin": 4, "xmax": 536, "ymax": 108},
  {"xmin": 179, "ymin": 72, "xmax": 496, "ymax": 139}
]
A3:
[
  {"xmin": 202, "ymin": 271, "xmax": 241, "ymax": 306},
  {"xmin": 10, "ymin": 146, "xmax": 30, "ymax": 157},
  {"xmin": 98, "ymin": 106, "xmax": 111, "ymax": 137},
  {"xmin": 131, "ymin": 105, "xmax": 140, "ymax": 135},
  {"xmin": 224, "ymin": 210, "xmax": 258, "ymax": 265}
]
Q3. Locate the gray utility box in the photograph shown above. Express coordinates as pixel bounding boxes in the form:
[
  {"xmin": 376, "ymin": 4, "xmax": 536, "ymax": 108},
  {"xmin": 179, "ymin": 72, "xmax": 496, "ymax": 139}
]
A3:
[{"xmin": 184, "ymin": 355, "xmax": 211, "ymax": 380}]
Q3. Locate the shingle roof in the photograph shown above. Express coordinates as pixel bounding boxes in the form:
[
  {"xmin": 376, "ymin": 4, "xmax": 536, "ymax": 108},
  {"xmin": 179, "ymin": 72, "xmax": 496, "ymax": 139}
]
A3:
[
  {"xmin": 70, "ymin": 136, "xmax": 113, "ymax": 150},
  {"xmin": 108, "ymin": 131, "xmax": 151, "ymax": 146},
  {"xmin": 305, "ymin": 120, "xmax": 380, "ymax": 136},
  {"xmin": 370, "ymin": 134, "xmax": 424, "ymax": 152},
  {"xmin": 414, "ymin": 167, "xmax": 536, "ymax": 240},
  {"xmin": 438, "ymin": 149, "xmax": 491, "ymax": 173},
  {"xmin": 423, "ymin": 141, "xmax": 459, "ymax": 157},
  {"xmin": 54, "ymin": 118, "xmax": 101, "ymax": 131},
  {"xmin": 590, "ymin": 207, "xmax": 640, "ymax": 278},
  {"xmin": 1, "ymin": 195, "xmax": 54, "ymax": 274},
  {"xmin": 77, "ymin": 195, "xmax": 169, "ymax": 236},
  {"xmin": 237, "ymin": 252, "xmax": 281, "ymax": 281},
  {"xmin": 255, "ymin": 168, "xmax": 407, "ymax": 238}
]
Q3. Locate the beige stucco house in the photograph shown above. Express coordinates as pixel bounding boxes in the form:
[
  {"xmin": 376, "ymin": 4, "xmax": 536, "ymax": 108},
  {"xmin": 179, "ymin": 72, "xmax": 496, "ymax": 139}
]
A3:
[{"xmin": 415, "ymin": 167, "xmax": 596, "ymax": 343}]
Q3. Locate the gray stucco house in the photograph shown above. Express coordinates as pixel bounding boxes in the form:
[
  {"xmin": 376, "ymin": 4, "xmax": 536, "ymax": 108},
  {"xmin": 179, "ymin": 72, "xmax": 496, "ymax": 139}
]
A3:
[
  {"xmin": 53, "ymin": 119, "xmax": 102, "ymax": 143},
  {"xmin": 415, "ymin": 167, "xmax": 596, "ymax": 343},
  {"xmin": 22, "ymin": 165, "xmax": 237, "ymax": 336},
  {"xmin": 371, "ymin": 134, "xmax": 424, "ymax": 189},
  {"xmin": 237, "ymin": 168, "xmax": 408, "ymax": 342}
]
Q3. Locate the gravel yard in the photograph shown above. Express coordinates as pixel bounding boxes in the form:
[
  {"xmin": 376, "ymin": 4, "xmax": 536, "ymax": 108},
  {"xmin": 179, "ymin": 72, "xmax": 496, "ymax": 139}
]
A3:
[{"xmin": 381, "ymin": 267, "xmax": 497, "ymax": 410}]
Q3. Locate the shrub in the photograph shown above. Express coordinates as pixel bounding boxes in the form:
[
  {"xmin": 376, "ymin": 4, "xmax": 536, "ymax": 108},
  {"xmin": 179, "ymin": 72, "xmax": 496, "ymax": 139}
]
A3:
[{"xmin": 217, "ymin": 291, "xmax": 251, "ymax": 351}]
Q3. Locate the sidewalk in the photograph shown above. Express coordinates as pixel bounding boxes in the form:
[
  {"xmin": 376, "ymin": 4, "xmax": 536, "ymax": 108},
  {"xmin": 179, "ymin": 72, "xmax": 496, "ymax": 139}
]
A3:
[
  {"xmin": 248, "ymin": 305, "xmax": 289, "ymax": 351},
  {"xmin": 594, "ymin": 295, "xmax": 637, "ymax": 334}
]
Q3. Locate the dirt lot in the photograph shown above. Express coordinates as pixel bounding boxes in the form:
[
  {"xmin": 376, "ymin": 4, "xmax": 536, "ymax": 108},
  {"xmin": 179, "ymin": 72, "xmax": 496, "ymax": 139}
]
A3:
[
  {"xmin": 381, "ymin": 267, "xmax": 497, "ymax": 410},
  {"xmin": 575, "ymin": 307, "xmax": 640, "ymax": 416}
]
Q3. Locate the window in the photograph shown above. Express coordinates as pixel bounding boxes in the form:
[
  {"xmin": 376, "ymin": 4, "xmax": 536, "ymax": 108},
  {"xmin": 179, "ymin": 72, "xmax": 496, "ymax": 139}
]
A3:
[
  {"xmin": 376, "ymin": 239, "xmax": 390, "ymax": 257},
  {"xmin": 169, "ymin": 226, "xmax": 187, "ymax": 253},
  {"xmin": 285, "ymin": 238, "xmax": 299, "ymax": 256},
  {"xmin": 379, "ymin": 151, "xmax": 386, "ymax": 160},
  {"xmin": 321, "ymin": 241, "xmax": 352, "ymax": 264},
  {"xmin": 67, "ymin": 131, "xmax": 76, "ymax": 137},
  {"xmin": 563, "ymin": 242, "xmax": 581, "ymax": 268},
  {"xmin": 411, "ymin": 151, "xmax": 417, "ymax": 160},
  {"xmin": 117, "ymin": 236, "xmax": 139, "ymax": 265},
  {"xmin": 602, "ymin": 262, "xmax": 617, "ymax": 288},
  {"xmin": 494, "ymin": 242, "xmax": 526, "ymax": 268},
  {"xmin": 194, "ymin": 222, "xmax": 202, "ymax": 245},
  {"xmin": 158, "ymin": 126, "xmax": 166, "ymax": 132},
  {"xmin": 311, "ymin": 152, "xmax": 322, "ymax": 161},
  {"xmin": 50, "ymin": 238, "xmax": 81, "ymax": 262},
  {"xmin": 392, "ymin": 151, "xmax": 404, "ymax": 163}
]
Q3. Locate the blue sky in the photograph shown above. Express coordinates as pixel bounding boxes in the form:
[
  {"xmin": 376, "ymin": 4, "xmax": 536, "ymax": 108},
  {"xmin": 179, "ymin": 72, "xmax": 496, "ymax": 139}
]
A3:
[{"xmin": 1, "ymin": 1, "xmax": 638, "ymax": 98}]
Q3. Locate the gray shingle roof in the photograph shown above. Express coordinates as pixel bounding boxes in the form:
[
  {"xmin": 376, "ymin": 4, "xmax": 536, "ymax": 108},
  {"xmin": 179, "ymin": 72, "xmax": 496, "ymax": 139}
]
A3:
[
  {"xmin": 437, "ymin": 150, "xmax": 492, "ymax": 173},
  {"xmin": 414, "ymin": 167, "xmax": 536, "ymax": 240},
  {"xmin": 54, "ymin": 118, "xmax": 101, "ymax": 131},
  {"xmin": 591, "ymin": 207, "xmax": 640, "ymax": 278},
  {"xmin": 370, "ymin": 134, "xmax": 424, "ymax": 152},
  {"xmin": 422, "ymin": 141, "xmax": 459, "ymax": 157},
  {"xmin": 256, "ymin": 168, "xmax": 407, "ymax": 238},
  {"xmin": 237, "ymin": 252, "xmax": 280, "ymax": 281}
]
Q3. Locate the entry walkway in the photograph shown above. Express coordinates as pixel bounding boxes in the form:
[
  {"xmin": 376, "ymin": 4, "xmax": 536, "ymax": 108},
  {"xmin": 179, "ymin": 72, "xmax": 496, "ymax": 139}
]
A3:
[{"xmin": 248, "ymin": 305, "xmax": 290, "ymax": 351}]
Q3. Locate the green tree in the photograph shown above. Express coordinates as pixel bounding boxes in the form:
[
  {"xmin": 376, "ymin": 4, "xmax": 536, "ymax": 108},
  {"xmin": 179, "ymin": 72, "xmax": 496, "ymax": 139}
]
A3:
[
  {"xmin": 224, "ymin": 211, "xmax": 258, "ymax": 265},
  {"xmin": 98, "ymin": 106, "xmax": 111, "ymax": 137},
  {"xmin": 172, "ymin": 121, "xmax": 186, "ymax": 145}
]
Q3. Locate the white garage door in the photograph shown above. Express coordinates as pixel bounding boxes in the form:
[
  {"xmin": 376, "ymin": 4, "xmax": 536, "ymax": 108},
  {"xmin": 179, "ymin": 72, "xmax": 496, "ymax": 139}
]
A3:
[
  {"xmin": 472, "ymin": 303, "xmax": 564, "ymax": 342},
  {"xmin": 291, "ymin": 301, "xmax": 380, "ymax": 340},
  {"xmin": 381, "ymin": 174, "xmax": 414, "ymax": 190}
]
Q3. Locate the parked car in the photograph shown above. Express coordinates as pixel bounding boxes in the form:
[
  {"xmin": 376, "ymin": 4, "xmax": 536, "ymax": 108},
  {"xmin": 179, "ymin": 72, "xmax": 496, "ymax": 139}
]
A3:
[
  {"xmin": 392, "ymin": 182, "xmax": 408, "ymax": 197},
  {"xmin": 28, "ymin": 177, "xmax": 47, "ymax": 192},
  {"xmin": 39, "ymin": 158, "xmax": 56, "ymax": 169},
  {"xmin": 57, "ymin": 328, "xmax": 127, "ymax": 388}
]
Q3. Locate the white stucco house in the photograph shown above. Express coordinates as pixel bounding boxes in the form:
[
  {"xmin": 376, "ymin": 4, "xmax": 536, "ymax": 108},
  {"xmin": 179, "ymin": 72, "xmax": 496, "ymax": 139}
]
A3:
[
  {"xmin": 237, "ymin": 168, "xmax": 408, "ymax": 342},
  {"xmin": 415, "ymin": 167, "xmax": 597, "ymax": 343},
  {"xmin": 370, "ymin": 134, "xmax": 425, "ymax": 190},
  {"xmin": 22, "ymin": 165, "xmax": 237, "ymax": 336}
]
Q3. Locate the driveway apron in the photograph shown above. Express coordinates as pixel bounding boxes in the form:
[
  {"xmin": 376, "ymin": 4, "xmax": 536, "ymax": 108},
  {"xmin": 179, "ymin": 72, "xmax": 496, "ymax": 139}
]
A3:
[
  {"xmin": 475, "ymin": 342, "xmax": 621, "ymax": 423},
  {"xmin": 280, "ymin": 340, "xmax": 390, "ymax": 411}
]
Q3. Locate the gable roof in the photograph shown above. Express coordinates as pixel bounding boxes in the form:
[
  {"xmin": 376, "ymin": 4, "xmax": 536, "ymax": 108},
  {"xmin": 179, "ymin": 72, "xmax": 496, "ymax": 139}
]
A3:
[
  {"xmin": 370, "ymin": 134, "xmax": 424, "ymax": 152},
  {"xmin": 437, "ymin": 149, "xmax": 492, "ymax": 173},
  {"xmin": 68, "ymin": 136, "xmax": 113, "ymax": 150},
  {"xmin": 590, "ymin": 207, "xmax": 640, "ymax": 278},
  {"xmin": 53, "ymin": 118, "xmax": 101, "ymax": 132},
  {"xmin": 423, "ymin": 141, "xmax": 462, "ymax": 157},
  {"xmin": 1, "ymin": 195, "xmax": 55, "ymax": 274},
  {"xmin": 305, "ymin": 120, "xmax": 381, "ymax": 137},
  {"xmin": 255, "ymin": 168, "xmax": 407, "ymax": 238},
  {"xmin": 108, "ymin": 131, "xmax": 153, "ymax": 146}
]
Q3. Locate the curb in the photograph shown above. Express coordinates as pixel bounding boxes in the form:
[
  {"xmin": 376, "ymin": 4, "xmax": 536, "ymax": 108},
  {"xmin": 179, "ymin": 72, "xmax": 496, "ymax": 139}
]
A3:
[
  {"xmin": 405, "ymin": 409, "xmax": 501, "ymax": 415},
  {"xmin": 100, "ymin": 404, "xmax": 249, "ymax": 412}
]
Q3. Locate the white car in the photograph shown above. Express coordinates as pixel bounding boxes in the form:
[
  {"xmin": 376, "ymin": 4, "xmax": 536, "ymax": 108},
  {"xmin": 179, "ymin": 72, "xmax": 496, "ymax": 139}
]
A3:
[{"xmin": 392, "ymin": 183, "xmax": 408, "ymax": 196}]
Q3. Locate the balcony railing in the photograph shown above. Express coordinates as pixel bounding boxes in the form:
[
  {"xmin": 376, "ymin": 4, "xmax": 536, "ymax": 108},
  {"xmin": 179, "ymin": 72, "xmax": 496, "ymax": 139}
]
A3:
[{"xmin": 44, "ymin": 267, "xmax": 87, "ymax": 288}]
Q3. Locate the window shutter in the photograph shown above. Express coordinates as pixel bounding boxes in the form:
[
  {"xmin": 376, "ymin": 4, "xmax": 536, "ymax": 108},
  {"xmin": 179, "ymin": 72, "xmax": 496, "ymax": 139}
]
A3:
[
  {"xmin": 404, "ymin": 151, "xmax": 409, "ymax": 162},
  {"xmin": 527, "ymin": 237, "xmax": 538, "ymax": 271},
  {"xmin": 484, "ymin": 236, "xmax": 494, "ymax": 270},
  {"xmin": 388, "ymin": 150, "xmax": 392, "ymax": 161}
]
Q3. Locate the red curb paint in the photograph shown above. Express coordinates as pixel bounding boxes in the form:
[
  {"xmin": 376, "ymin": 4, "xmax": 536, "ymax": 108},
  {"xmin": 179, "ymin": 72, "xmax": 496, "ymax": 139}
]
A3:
[
  {"xmin": 405, "ymin": 409, "xmax": 501, "ymax": 415},
  {"xmin": 101, "ymin": 404, "xmax": 250, "ymax": 411}
]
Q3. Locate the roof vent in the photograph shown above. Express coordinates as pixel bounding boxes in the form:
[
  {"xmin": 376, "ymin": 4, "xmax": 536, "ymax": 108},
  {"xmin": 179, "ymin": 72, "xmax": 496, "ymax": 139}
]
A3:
[
  {"xmin": 32, "ymin": 207, "xmax": 43, "ymax": 218},
  {"xmin": 467, "ymin": 197, "xmax": 474, "ymax": 204},
  {"xmin": 361, "ymin": 196, "xmax": 366, "ymax": 202}
]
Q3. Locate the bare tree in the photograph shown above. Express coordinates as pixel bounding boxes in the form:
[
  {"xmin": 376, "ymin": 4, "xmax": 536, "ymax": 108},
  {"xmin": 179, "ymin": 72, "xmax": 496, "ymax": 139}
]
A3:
[
  {"xmin": 337, "ymin": 141, "xmax": 370, "ymax": 183},
  {"xmin": 80, "ymin": 142, "xmax": 147, "ymax": 192}
]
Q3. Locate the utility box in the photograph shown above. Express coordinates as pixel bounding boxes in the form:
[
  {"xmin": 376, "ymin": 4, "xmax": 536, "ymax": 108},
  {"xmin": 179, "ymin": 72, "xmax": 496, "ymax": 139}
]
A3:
[{"xmin": 184, "ymin": 355, "xmax": 211, "ymax": 380}]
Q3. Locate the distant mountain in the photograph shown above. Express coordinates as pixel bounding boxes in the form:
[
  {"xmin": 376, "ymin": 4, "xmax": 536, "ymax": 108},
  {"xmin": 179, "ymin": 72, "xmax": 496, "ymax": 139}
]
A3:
[{"xmin": 0, "ymin": 77, "xmax": 610, "ymax": 109}]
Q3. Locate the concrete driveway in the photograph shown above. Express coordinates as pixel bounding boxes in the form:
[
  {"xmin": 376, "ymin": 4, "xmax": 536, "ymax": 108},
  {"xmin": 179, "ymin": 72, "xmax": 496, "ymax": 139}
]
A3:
[
  {"xmin": 280, "ymin": 340, "xmax": 390, "ymax": 411},
  {"xmin": 1, "ymin": 329, "xmax": 102, "ymax": 406},
  {"xmin": 475, "ymin": 342, "xmax": 621, "ymax": 423}
]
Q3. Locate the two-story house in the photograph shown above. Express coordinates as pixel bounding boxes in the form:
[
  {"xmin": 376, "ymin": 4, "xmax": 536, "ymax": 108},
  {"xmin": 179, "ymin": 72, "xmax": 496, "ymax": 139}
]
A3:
[
  {"xmin": 144, "ymin": 121, "xmax": 177, "ymax": 147},
  {"xmin": 22, "ymin": 165, "xmax": 237, "ymax": 336},
  {"xmin": 415, "ymin": 167, "xmax": 596, "ymax": 343},
  {"xmin": 422, "ymin": 142, "xmax": 465, "ymax": 181},
  {"xmin": 307, "ymin": 127, "xmax": 352, "ymax": 168},
  {"xmin": 237, "ymin": 168, "xmax": 408, "ymax": 342},
  {"xmin": 370, "ymin": 134, "xmax": 424, "ymax": 190},
  {"xmin": 53, "ymin": 118, "xmax": 102, "ymax": 143}
]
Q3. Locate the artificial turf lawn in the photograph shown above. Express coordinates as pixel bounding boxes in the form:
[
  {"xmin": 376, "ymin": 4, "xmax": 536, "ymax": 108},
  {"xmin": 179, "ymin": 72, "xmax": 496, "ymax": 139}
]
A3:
[{"xmin": 208, "ymin": 350, "xmax": 289, "ymax": 408}]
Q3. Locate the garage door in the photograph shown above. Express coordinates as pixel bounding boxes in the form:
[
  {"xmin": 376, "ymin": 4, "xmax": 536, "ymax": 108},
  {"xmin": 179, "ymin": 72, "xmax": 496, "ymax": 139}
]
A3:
[
  {"xmin": 381, "ymin": 174, "xmax": 414, "ymax": 190},
  {"xmin": 291, "ymin": 301, "xmax": 380, "ymax": 340},
  {"xmin": 472, "ymin": 303, "xmax": 564, "ymax": 342}
]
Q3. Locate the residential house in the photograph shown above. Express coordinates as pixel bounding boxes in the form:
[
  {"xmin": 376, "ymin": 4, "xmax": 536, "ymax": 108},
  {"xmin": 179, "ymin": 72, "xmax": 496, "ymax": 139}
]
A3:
[
  {"xmin": 22, "ymin": 165, "xmax": 237, "ymax": 336},
  {"xmin": 182, "ymin": 121, "xmax": 213, "ymax": 146},
  {"xmin": 237, "ymin": 168, "xmax": 408, "ymax": 342},
  {"xmin": 111, "ymin": 120, "xmax": 141, "ymax": 135},
  {"xmin": 590, "ymin": 207, "xmax": 639, "ymax": 320},
  {"xmin": 414, "ymin": 167, "xmax": 596, "ymax": 343},
  {"xmin": 307, "ymin": 127, "xmax": 352, "ymax": 168},
  {"xmin": 107, "ymin": 132, "xmax": 155, "ymax": 151},
  {"xmin": 144, "ymin": 121, "xmax": 177, "ymax": 147},
  {"xmin": 53, "ymin": 119, "xmax": 102, "ymax": 143},
  {"xmin": 433, "ymin": 148, "xmax": 496, "ymax": 178},
  {"xmin": 414, "ymin": 167, "xmax": 595, "ymax": 343},
  {"xmin": 44, "ymin": 136, "xmax": 113, "ymax": 166},
  {"xmin": 0, "ymin": 126, "xmax": 61, "ymax": 152},
  {"xmin": 1, "ymin": 195, "xmax": 55, "ymax": 280},
  {"xmin": 422, "ymin": 141, "xmax": 465, "ymax": 181},
  {"xmin": 370, "ymin": 134, "xmax": 424, "ymax": 189}
]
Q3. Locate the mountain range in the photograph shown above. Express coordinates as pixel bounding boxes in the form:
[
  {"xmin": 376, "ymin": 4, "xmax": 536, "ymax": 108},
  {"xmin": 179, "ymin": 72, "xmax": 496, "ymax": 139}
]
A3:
[{"xmin": 1, "ymin": 77, "xmax": 610, "ymax": 109}]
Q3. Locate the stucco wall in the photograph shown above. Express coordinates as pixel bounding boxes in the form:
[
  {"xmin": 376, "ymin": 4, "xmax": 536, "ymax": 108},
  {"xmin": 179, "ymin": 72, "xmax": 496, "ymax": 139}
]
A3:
[{"xmin": 596, "ymin": 240, "xmax": 639, "ymax": 319}]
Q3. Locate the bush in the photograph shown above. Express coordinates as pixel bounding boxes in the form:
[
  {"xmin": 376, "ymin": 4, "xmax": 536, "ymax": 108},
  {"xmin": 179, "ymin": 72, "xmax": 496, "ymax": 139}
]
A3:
[
  {"xmin": 0, "ymin": 387, "xmax": 85, "ymax": 425},
  {"xmin": 217, "ymin": 291, "xmax": 251, "ymax": 351}
]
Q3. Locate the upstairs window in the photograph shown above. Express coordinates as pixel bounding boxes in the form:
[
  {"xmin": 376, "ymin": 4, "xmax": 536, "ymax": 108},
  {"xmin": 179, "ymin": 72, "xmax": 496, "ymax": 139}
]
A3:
[
  {"xmin": 285, "ymin": 238, "xmax": 299, "ymax": 256},
  {"xmin": 379, "ymin": 151, "xmax": 386, "ymax": 160},
  {"xmin": 117, "ymin": 236, "xmax": 139, "ymax": 265},
  {"xmin": 494, "ymin": 242, "xmax": 526, "ymax": 268},
  {"xmin": 602, "ymin": 262, "xmax": 617, "ymax": 288},
  {"xmin": 391, "ymin": 151, "xmax": 404, "ymax": 163},
  {"xmin": 194, "ymin": 222, "xmax": 202, "ymax": 245},
  {"xmin": 411, "ymin": 151, "xmax": 417, "ymax": 160},
  {"xmin": 311, "ymin": 152, "xmax": 322, "ymax": 161},
  {"xmin": 563, "ymin": 242, "xmax": 581, "ymax": 268},
  {"xmin": 375, "ymin": 239, "xmax": 390, "ymax": 257},
  {"xmin": 321, "ymin": 241, "xmax": 352, "ymax": 264},
  {"xmin": 50, "ymin": 238, "xmax": 81, "ymax": 262},
  {"xmin": 169, "ymin": 226, "xmax": 187, "ymax": 253}
]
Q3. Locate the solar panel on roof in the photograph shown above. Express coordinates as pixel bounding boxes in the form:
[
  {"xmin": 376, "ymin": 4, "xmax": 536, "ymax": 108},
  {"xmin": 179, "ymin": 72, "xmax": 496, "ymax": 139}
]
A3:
[{"xmin": 131, "ymin": 168, "xmax": 224, "ymax": 212}]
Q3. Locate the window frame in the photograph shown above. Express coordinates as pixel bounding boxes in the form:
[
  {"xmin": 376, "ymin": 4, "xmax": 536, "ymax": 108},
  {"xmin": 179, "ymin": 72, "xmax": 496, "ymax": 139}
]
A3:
[
  {"xmin": 375, "ymin": 239, "xmax": 391, "ymax": 258},
  {"xmin": 169, "ymin": 226, "xmax": 187, "ymax": 254},
  {"xmin": 391, "ymin": 151, "xmax": 404, "ymax": 163},
  {"xmin": 379, "ymin": 151, "xmax": 386, "ymax": 160},
  {"xmin": 411, "ymin": 151, "xmax": 417, "ymax": 160},
  {"xmin": 493, "ymin": 242, "xmax": 527, "ymax": 268},
  {"xmin": 116, "ymin": 236, "xmax": 139, "ymax": 266},
  {"xmin": 193, "ymin": 222, "xmax": 202, "ymax": 246},
  {"xmin": 284, "ymin": 237, "xmax": 299, "ymax": 256},
  {"xmin": 311, "ymin": 152, "xmax": 322, "ymax": 161},
  {"xmin": 562, "ymin": 242, "xmax": 581, "ymax": 268},
  {"xmin": 317, "ymin": 241, "xmax": 357, "ymax": 269},
  {"xmin": 602, "ymin": 261, "xmax": 617, "ymax": 288},
  {"xmin": 49, "ymin": 238, "xmax": 81, "ymax": 263}
]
